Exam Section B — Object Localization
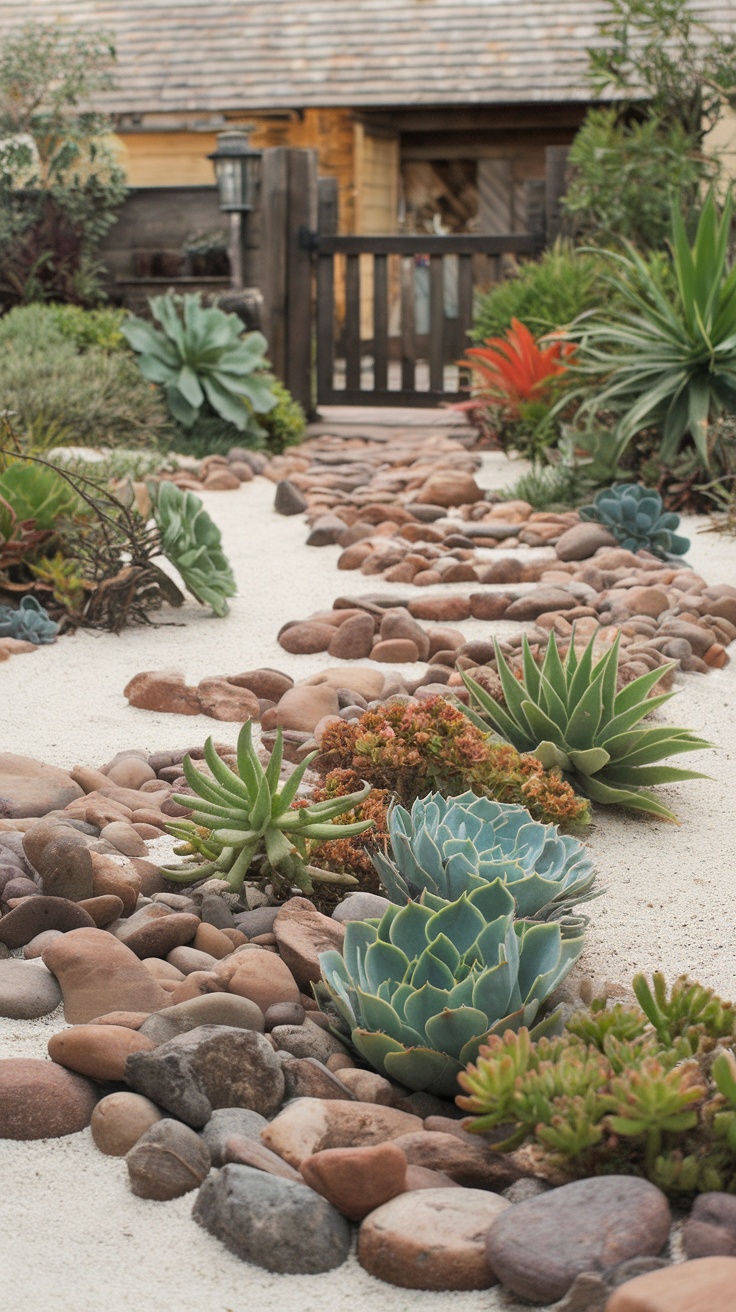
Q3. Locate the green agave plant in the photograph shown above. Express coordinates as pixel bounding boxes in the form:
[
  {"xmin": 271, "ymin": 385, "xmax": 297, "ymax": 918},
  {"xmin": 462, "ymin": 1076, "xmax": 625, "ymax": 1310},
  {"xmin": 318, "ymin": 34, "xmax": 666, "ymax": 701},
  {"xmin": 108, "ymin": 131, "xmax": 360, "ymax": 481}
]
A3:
[
  {"xmin": 317, "ymin": 884, "xmax": 583, "ymax": 1098},
  {"xmin": 461, "ymin": 631, "xmax": 712, "ymax": 821},
  {"xmin": 570, "ymin": 189, "xmax": 736, "ymax": 469},
  {"xmin": 372, "ymin": 791, "xmax": 598, "ymax": 925},
  {"xmin": 122, "ymin": 292, "xmax": 277, "ymax": 430},
  {"xmin": 0, "ymin": 459, "xmax": 83, "ymax": 530},
  {"xmin": 151, "ymin": 481, "xmax": 236, "ymax": 617},
  {"xmin": 162, "ymin": 721, "xmax": 373, "ymax": 894},
  {"xmin": 579, "ymin": 484, "xmax": 690, "ymax": 560}
]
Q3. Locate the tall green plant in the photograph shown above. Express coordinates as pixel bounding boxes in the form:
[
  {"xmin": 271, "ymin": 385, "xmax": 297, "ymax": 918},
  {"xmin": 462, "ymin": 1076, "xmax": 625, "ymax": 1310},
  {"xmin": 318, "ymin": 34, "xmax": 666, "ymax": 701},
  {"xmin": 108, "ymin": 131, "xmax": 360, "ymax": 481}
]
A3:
[{"xmin": 570, "ymin": 191, "xmax": 736, "ymax": 469}]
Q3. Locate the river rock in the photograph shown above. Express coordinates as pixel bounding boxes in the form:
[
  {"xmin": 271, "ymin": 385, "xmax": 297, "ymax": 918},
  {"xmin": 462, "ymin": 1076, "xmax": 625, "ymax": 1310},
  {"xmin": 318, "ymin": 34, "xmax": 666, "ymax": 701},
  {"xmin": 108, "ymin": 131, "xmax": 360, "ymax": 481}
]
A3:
[
  {"xmin": 0, "ymin": 896, "xmax": 96, "ymax": 949},
  {"xmin": 91, "ymin": 1091, "xmax": 164, "ymax": 1156},
  {"xmin": 0, "ymin": 958, "xmax": 62, "ymax": 1018},
  {"xmin": 139, "ymin": 991, "xmax": 264, "ymax": 1044},
  {"xmin": 48, "ymin": 1024, "xmax": 156, "ymax": 1081},
  {"xmin": 42, "ymin": 927, "xmax": 171, "ymax": 1023},
  {"xmin": 126, "ymin": 1118, "xmax": 211, "ymax": 1199},
  {"xmin": 219, "ymin": 950, "xmax": 300, "ymax": 1011},
  {"xmin": 272, "ymin": 897, "xmax": 345, "ymax": 990},
  {"xmin": 193, "ymin": 1164, "xmax": 352, "ymax": 1273},
  {"xmin": 0, "ymin": 1057, "xmax": 97, "ymax": 1138},
  {"xmin": 273, "ymin": 683, "xmax": 340, "ymax": 731},
  {"xmin": 274, "ymin": 480, "xmax": 307, "ymax": 515},
  {"xmin": 606, "ymin": 1257, "xmax": 736, "ymax": 1311},
  {"xmin": 555, "ymin": 523, "xmax": 618, "ymax": 561},
  {"xmin": 125, "ymin": 1025, "xmax": 285, "ymax": 1127},
  {"xmin": 683, "ymin": 1192, "xmax": 736, "ymax": 1258},
  {"xmin": 200, "ymin": 1107, "xmax": 270, "ymax": 1166},
  {"xmin": 116, "ymin": 909, "xmax": 200, "ymax": 959},
  {"xmin": 301, "ymin": 1142, "xmax": 408, "ymax": 1220},
  {"xmin": 485, "ymin": 1175, "xmax": 671, "ymax": 1303},
  {"xmin": 358, "ymin": 1186, "xmax": 509, "ymax": 1290},
  {"xmin": 393, "ymin": 1129, "xmax": 521, "ymax": 1190},
  {"xmin": 261, "ymin": 1098, "xmax": 422, "ymax": 1168},
  {"xmin": 222, "ymin": 1135, "xmax": 303, "ymax": 1180},
  {"xmin": 123, "ymin": 670, "xmax": 201, "ymax": 715},
  {"xmin": 0, "ymin": 754, "xmax": 83, "ymax": 819}
]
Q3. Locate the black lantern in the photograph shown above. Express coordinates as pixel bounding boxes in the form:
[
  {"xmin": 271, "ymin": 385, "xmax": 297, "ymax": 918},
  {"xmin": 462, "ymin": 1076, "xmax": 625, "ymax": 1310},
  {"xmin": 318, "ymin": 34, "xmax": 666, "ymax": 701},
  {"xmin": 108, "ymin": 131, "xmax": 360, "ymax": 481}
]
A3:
[{"xmin": 208, "ymin": 127, "xmax": 262, "ymax": 212}]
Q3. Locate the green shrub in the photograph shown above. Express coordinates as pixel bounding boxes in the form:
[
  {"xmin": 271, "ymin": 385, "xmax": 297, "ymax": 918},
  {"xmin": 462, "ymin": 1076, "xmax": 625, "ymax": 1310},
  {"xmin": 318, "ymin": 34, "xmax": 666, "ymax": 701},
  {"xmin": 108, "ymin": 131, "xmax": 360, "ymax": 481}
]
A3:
[
  {"xmin": 48, "ymin": 305, "xmax": 126, "ymax": 352},
  {"xmin": 257, "ymin": 378, "xmax": 306, "ymax": 454},
  {"xmin": 0, "ymin": 317, "xmax": 172, "ymax": 448},
  {"xmin": 472, "ymin": 244, "xmax": 606, "ymax": 342}
]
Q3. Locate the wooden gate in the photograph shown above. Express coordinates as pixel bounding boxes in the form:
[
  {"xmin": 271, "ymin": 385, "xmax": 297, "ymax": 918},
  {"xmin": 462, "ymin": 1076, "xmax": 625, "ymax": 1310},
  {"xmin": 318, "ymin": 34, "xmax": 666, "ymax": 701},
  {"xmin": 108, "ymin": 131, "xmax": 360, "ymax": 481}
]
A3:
[{"xmin": 314, "ymin": 232, "xmax": 539, "ymax": 407}]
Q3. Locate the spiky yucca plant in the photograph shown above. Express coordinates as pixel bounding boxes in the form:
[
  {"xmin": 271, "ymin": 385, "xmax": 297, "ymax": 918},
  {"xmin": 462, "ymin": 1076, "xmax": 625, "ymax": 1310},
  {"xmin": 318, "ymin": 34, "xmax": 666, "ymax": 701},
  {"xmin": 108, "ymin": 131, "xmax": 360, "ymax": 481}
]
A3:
[
  {"xmin": 162, "ymin": 721, "xmax": 373, "ymax": 894},
  {"xmin": 462, "ymin": 631, "xmax": 711, "ymax": 821}
]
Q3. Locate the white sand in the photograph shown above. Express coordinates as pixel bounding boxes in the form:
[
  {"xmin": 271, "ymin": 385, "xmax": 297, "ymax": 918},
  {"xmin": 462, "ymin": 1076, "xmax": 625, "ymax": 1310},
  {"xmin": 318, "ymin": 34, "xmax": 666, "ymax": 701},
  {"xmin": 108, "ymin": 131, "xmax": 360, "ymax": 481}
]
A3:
[{"xmin": 1, "ymin": 444, "xmax": 735, "ymax": 1310}]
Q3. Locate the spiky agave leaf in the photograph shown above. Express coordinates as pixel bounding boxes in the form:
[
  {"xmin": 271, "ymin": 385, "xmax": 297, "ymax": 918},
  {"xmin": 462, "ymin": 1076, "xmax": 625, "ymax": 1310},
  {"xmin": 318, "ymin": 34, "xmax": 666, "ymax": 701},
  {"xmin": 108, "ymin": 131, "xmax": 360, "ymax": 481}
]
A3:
[
  {"xmin": 316, "ymin": 885, "xmax": 580, "ymax": 1098},
  {"xmin": 161, "ymin": 721, "xmax": 373, "ymax": 892},
  {"xmin": 461, "ymin": 630, "xmax": 712, "ymax": 821},
  {"xmin": 373, "ymin": 790, "xmax": 598, "ymax": 924}
]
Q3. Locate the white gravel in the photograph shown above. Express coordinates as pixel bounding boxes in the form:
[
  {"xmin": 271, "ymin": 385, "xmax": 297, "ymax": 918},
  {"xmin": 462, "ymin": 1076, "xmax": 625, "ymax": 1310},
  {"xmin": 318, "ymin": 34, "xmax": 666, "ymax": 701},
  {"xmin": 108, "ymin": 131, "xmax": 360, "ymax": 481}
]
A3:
[{"xmin": 1, "ymin": 443, "xmax": 735, "ymax": 1311}]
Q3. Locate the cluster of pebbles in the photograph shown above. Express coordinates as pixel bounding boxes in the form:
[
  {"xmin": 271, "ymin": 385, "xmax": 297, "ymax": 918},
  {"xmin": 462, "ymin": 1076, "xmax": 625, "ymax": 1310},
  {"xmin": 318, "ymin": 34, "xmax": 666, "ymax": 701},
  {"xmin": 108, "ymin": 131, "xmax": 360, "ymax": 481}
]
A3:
[{"xmin": 1, "ymin": 748, "xmax": 735, "ymax": 1307}]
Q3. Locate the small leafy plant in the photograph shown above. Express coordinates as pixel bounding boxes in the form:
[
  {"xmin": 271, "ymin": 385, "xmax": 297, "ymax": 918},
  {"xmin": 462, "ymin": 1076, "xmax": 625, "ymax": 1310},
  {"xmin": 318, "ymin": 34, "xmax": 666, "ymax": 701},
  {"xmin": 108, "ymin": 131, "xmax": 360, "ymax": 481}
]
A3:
[
  {"xmin": 123, "ymin": 293, "xmax": 277, "ymax": 431},
  {"xmin": 462, "ymin": 631, "xmax": 711, "ymax": 821},
  {"xmin": 317, "ymin": 697, "xmax": 591, "ymax": 830},
  {"xmin": 162, "ymin": 722, "xmax": 373, "ymax": 896},
  {"xmin": 317, "ymin": 880, "xmax": 584, "ymax": 1098},
  {"xmin": 0, "ymin": 594, "xmax": 58, "ymax": 643},
  {"xmin": 458, "ymin": 972, "xmax": 736, "ymax": 1196},
  {"xmin": 464, "ymin": 318, "xmax": 575, "ymax": 415},
  {"xmin": 579, "ymin": 483, "xmax": 690, "ymax": 559}
]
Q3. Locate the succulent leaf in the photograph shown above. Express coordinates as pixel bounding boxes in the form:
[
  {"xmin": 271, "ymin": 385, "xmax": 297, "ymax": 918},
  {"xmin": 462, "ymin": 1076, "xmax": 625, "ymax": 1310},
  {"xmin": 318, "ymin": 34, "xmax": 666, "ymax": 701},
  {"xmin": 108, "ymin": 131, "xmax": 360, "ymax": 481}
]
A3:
[{"xmin": 579, "ymin": 483, "xmax": 691, "ymax": 559}]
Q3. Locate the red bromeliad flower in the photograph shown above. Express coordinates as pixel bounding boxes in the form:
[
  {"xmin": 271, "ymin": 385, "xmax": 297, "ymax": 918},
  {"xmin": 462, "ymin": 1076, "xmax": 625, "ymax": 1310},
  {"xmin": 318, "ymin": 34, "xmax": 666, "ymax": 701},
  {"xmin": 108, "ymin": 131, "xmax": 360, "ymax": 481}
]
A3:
[{"xmin": 463, "ymin": 318, "xmax": 575, "ymax": 415}]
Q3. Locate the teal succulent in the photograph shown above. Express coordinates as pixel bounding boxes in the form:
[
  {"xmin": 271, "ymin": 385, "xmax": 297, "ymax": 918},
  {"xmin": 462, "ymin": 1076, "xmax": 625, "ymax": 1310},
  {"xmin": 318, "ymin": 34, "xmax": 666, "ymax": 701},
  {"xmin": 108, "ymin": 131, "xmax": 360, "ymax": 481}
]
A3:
[
  {"xmin": 151, "ymin": 481, "xmax": 236, "ymax": 617},
  {"xmin": 161, "ymin": 721, "xmax": 373, "ymax": 895},
  {"xmin": 317, "ymin": 883, "xmax": 583, "ymax": 1098},
  {"xmin": 372, "ymin": 791, "xmax": 598, "ymax": 925},
  {"xmin": 122, "ymin": 293, "xmax": 277, "ymax": 430},
  {"xmin": 579, "ymin": 484, "xmax": 690, "ymax": 560},
  {"xmin": 462, "ymin": 630, "xmax": 712, "ymax": 822},
  {"xmin": 0, "ymin": 595, "xmax": 58, "ymax": 644}
]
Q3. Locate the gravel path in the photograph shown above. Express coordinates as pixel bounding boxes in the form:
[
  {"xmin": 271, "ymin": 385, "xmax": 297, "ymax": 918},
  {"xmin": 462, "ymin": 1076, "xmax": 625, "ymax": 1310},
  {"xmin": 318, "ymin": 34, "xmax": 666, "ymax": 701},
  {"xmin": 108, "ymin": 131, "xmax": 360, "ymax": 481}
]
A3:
[{"xmin": 1, "ymin": 440, "xmax": 735, "ymax": 1311}]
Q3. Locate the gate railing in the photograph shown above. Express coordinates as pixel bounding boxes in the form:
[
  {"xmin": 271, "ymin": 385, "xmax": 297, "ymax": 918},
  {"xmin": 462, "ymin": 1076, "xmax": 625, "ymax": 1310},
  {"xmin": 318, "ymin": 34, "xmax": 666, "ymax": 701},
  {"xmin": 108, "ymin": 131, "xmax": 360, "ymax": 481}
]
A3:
[{"xmin": 315, "ymin": 232, "xmax": 539, "ymax": 407}]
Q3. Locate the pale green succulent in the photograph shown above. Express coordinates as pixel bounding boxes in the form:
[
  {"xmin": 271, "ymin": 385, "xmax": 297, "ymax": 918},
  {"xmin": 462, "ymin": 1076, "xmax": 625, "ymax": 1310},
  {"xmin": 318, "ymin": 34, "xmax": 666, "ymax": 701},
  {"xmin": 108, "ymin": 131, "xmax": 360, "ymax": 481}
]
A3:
[
  {"xmin": 151, "ymin": 480, "xmax": 236, "ymax": 617},
  {"xmin": 373, "ymin": 791, "xmax": 598, "ymax": 926},
  {"xmin": 579, "ymin": 484, "xmax": 690, "ymax": 560},
  {"xmin": 162, "ymin": 721, "xmax": 373, "ymax": 894},
  {"xmin": 462, "ymin": 630, "xmax": 712, "ymax": 822},
  {"xmin": 317, "ymin": 883, "xmax": 583, "ymax": 1097}
]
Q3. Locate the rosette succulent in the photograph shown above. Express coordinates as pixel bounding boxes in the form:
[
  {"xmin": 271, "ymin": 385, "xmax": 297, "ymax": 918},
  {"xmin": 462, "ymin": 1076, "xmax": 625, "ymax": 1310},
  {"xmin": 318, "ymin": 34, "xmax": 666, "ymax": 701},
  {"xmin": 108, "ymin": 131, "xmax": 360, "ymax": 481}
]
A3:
[
  {"xmin": 151, "ymin": 481, "xmax": 236, "ymax": 617},
  {"xmin": 579, "ymin": 484, "xmax": 690, "ymax": 560},
  {"xmin": 122, "ymin": 293, "xmax": 277, "ymax": 430},
  {"xmin": 0, "ymin": 595, "xmax": 58, "ymax": 643},
  {"xmin": 462, "ymin": 631, "xmax": 711, "ymax": 821},
  {"xmin": 372, "ymin": 791, "xmax": 597, "ymax": 924},
  {"xmin": 161, "ymin": 721, "xmax": 373, "ymax": 895},
  {"xmin": 317, "ymin": 883, "xmax": 584, "ymax": 1097}
]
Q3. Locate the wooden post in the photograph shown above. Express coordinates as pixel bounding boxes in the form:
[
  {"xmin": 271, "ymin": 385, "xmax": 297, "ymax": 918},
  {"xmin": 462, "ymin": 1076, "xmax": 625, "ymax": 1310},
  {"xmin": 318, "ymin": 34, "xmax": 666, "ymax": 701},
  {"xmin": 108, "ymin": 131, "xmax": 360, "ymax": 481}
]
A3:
[
  {"xmin": 545, "ymin": 146, "xmax": 570, "ymax": 245},
  {"xmin": 285, "ymin": 149, "xmax": 318, "ymax": 417},
  {"xmin": 258, "ymin": 148, "xmax": 289, "ymax": 384}
]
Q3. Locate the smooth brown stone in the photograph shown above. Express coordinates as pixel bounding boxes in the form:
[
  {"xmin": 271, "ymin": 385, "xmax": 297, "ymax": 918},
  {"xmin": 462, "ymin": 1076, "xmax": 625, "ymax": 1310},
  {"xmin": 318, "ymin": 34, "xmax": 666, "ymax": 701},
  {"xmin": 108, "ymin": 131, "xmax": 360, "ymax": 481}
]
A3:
[
  {"xmin": 301, "ymin": 1142, "xmax": 407, "ymax": 1220},
  {"xmin": 91, "ymin": 1091, "xmax": 163, "ymax": 1156},
  {"xmin": 261, "ymin": 1098, "xmax": 423, "ymax": 1169},
  {"xmin": 42, "ymin": 927, "xmax": 170, "ymax": 1023},
  {"xmin": 272, "ymin": 898, "xmax": 345, "ymax": 992},
  {"xmin": 0, "ymin": 1057, "xmax": 97, "ymax": 1139},
  {"xmin": 126, "ymin": 1118, "xmax": 210, "ymax": 1199},
  {"xmin": 219, "ymin": 950, "xmax": 301, "ymax": 1011},
  {"xmin": 358, "ymin": 1187, "xmax": 508, "ymax": 1290},
  {"xmin": 223, "ymin": 1134, "xmax": 303, "ymax": 1181},
  {"xmin": 606, "ymin": 1257, "xmax": 736, "ymax": 1311},
  {"xmin": 49, "ymin": 1024, "xmax": 156, "ymax": 1081},
  {"xmin": 77, "ymin": 895, "xmax": 125, "ymax": 927},
  {"xmin": 0, "ymin": 896, "xmax": 96, "ymax": 948}
]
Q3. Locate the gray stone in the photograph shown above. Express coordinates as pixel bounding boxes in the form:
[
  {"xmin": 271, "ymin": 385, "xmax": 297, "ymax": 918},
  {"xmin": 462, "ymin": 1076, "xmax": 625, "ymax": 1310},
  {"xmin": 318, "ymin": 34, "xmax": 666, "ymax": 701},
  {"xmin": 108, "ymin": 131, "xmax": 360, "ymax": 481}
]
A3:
[
  {"xmin": 683, "ymin": 1192, "xmax": 736, "ymax": 1258},
  {"xmin": 274, "ymin": 480, "xmax": 307, "ymax": 516},
  {"xmin": 281, "ymin": 1057, "xmax": 356, "ymax": 1102},
  {"xmin": 233, "ymin": 906, "xmax": 279, "ymax": 937},
  {"xmin": 485, "ymin": 1175, "xmax": 671, "ymax": 1304},
  {"xmin": 331, "ymin": 893, "xmax": 391, "ymax": 924},
  {"xmin": 125, "ymin": 1025, "xmax": 285, "ymax": 1128},
  {"xmin": 139, "ymin": 992, "xmax": 265, "ymax": 1045},
  {"xmin": 126, "ymin": 1118, "xmax": 210, "ymax": 1199},
  {"xmin": 200, "ymin": 895, "xmax": 236, "ymax": 930},
  {"xmin": 200, "ymin": 1107, "xmax": 269, "ymax": 1166},
  {"xmin": 193, "ymin": 1163, "xmax": 352, "ymax": 1273},
  {"xmin": 270, "ymin": 1020, "xmax": 350, "ymax": 1065},
  {"xmin": 0, "ymin": 958, "xmax": 62, "ymax": 1018},
  {"xmin": 555, "ymin": 522, "xmax": 618, "ymax": 562}
]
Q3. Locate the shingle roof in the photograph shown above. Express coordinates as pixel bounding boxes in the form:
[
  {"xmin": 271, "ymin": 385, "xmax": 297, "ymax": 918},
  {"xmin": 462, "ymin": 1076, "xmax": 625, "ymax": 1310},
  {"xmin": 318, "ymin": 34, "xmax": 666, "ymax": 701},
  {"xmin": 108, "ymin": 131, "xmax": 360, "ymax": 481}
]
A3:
[{"xmin": 1, "ymin": 1, "xmax": 734, "ymax": 115}]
